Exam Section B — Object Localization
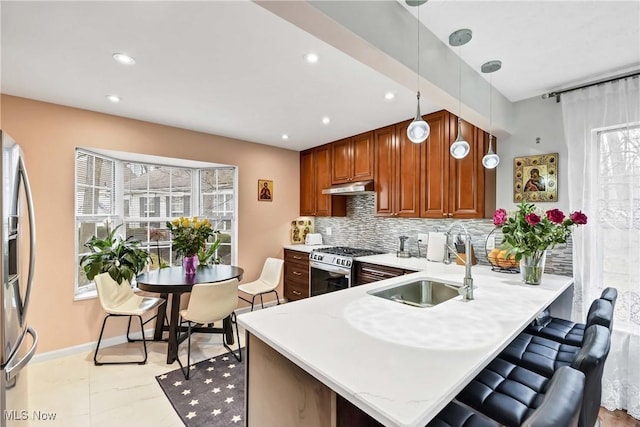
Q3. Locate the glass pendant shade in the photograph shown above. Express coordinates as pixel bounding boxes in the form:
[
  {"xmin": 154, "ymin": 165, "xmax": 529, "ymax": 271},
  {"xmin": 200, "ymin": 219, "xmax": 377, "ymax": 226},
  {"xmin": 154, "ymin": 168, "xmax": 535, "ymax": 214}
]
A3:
[
  {"xmin": 482, "ymin": 136, "xmax": 500, "ymax": 169},
  {"xmin": 407, "ymin": 91, "xmax": 430, "ymax": 143},
  {"xmin": 481, "ymin": 60, "xmax": 502, "ymax": 169},
  {"xmin": 450, "ymin": 117, "xmax": 470, "ymax": 159}
]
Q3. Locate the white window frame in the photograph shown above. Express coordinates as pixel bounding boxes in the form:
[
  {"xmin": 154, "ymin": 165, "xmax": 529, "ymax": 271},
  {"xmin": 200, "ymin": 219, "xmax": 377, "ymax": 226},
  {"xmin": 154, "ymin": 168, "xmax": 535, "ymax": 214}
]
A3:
[{"xmin": 74, "ymin": 149, "xmax": 238, "ymax": 300}]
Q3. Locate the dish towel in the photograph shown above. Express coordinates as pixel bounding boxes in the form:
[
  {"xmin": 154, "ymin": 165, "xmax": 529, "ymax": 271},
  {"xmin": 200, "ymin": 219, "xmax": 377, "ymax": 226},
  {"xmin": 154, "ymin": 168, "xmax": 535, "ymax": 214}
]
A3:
[{"xmin": 426, "ymin": 232, "xmax": 447, "ymax": 262}]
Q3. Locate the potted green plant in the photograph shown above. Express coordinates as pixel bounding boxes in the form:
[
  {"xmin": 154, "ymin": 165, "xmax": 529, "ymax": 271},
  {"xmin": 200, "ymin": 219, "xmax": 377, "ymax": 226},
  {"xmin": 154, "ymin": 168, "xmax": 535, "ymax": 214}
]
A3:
[{"xmin": 81, "ymin": 224, "xmax": 150, "ymax": 285}]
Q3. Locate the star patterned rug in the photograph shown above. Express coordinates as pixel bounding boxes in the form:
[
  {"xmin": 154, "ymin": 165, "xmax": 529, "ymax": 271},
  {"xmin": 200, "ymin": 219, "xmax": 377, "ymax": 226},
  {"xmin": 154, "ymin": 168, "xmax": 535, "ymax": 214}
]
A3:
[{"xmin": 155, "ymin": 349, "xmax": 245, "ymax": 427}]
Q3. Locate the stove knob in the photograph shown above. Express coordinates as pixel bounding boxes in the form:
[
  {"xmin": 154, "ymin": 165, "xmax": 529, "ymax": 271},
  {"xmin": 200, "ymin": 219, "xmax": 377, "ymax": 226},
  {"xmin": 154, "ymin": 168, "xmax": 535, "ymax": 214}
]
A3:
[{"xmin": 346, "ymin": 260, "xmax": 351, "ymax": 267}]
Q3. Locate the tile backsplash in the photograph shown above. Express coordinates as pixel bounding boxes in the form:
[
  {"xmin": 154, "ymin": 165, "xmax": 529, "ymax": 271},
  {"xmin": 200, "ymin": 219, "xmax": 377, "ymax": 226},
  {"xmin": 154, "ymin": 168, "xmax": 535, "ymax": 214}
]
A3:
[{"xmin": 314, "ymin": 193, "xmax": 573, "ymax": 276}]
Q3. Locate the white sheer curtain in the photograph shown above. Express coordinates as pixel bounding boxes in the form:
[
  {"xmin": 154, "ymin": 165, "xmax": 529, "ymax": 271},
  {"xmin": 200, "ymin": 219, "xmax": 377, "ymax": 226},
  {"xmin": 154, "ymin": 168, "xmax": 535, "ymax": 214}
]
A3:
[{"xmin": 562, "ymin": 76, "xmax": 640, "ymax": 419}]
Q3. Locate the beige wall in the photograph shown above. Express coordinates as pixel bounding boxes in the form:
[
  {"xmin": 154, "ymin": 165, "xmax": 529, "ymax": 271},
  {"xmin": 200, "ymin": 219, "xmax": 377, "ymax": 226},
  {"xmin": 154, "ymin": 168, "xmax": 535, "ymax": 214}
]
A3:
[{"xmin": 1, "ymin": 95, "xmax": 300, "ymax": 353}]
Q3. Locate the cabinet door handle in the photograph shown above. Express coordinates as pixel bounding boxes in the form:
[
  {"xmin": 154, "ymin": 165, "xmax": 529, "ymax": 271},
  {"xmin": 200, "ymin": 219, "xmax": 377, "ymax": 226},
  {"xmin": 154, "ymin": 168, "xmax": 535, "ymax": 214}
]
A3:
[
  {"xmin": 292, "ymin": 256, "xmax": 303, "ymax": 260},
  {"xmin": 292, "ymin": 290, "xmax": 301, "ymax": 296},
  {"xmin": 442, "ymin": 213, "xmax": 448, "ymax": 217},
  {"xmin": 293, "ymin": 271, "xmax": 302, "ymax": 276},
  {"xmin": 448, "ymin": 213, "xmax": 453, "ymax": 217},
  {"xmin": 361, "ymin": 268, "xmax": 389, "ymax": 277}
]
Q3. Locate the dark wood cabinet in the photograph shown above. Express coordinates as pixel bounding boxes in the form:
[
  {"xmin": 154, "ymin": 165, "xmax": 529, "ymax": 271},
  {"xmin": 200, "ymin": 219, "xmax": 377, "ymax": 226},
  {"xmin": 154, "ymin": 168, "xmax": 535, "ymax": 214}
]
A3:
[
  {"xmin": 302, "ymin": 109, "xmax": 495, "ymax": 219},
  {"xmin": 374, "ymin": 121, "xmax": 421, "ymax": 217},
  {"xmin": 355, "ymin": 262, "xmax": 415, "ymax": 285},
  {"xmin": 420, "ymin": 111, "xmax": 495, "ymax": 219},
  {"xmin": 284, "ymin": 249, "xmax": 310, "ymax": 301},
  {"xmin": 331, "ymin": 131, "xmax": 374, "ymax": 184},
  {"xmin": 300, "ymin": 145, "xmax": 346, "ymax": 217}
]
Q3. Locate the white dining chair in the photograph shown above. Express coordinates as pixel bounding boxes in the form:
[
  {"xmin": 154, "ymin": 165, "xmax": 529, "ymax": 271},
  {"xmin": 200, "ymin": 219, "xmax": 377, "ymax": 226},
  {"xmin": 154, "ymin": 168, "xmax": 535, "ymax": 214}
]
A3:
[
  {"xmin": 93, "ymin": 272, "xmax": 166, "ymax": 365},
  {"xmin": 176, "ymin": 278, "xmax": 241, "ymax": 379},
  {"xmin": 238, "ymin": 257, "xmax": 284, "ymax": 311}
]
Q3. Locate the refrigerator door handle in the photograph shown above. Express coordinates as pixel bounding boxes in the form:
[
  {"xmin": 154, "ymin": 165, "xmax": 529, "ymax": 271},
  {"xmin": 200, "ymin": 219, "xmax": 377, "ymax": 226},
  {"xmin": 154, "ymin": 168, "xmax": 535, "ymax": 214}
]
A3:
[
  {"xmin": 4, "ymin": 327, "xmax": 38, "ymax": 381},
  {"xmin": 18, "ymin": 155, "xmax": 36, "ymax": 318}
]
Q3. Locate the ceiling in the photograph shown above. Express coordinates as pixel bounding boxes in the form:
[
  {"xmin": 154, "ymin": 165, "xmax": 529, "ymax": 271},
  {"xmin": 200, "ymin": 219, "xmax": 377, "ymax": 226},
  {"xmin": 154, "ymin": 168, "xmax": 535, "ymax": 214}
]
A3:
[{"xmin": 2, "ymin": 1, "xmax": 639, "ymax": 152}]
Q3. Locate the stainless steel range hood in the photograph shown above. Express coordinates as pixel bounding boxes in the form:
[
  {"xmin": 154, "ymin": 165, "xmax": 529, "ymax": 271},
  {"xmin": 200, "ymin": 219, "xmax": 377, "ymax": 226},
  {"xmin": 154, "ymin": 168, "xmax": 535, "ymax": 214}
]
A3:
[{"xmin": 321, "ymin": 180, "xmax": 375, "ymax": 195}]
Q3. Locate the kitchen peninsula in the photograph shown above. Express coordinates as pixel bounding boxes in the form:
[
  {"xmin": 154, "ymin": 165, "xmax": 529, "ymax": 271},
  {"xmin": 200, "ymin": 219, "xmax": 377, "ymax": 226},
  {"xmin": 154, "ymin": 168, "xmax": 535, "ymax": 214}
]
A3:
[{"xmin": 238, "ymin": 259, "xmax": 574, "ymax": 427}]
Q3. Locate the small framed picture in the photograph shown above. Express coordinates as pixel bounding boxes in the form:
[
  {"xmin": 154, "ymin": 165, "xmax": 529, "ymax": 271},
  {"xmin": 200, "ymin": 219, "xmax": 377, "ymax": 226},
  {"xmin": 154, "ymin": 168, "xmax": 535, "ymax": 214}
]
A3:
[
  {"xmin": 258, "ymin": 179, "xmax": 273, "ymax": 202},
  {"xmin": 513, "ymin": 153, "xmax": 558, "ymax": 202}
]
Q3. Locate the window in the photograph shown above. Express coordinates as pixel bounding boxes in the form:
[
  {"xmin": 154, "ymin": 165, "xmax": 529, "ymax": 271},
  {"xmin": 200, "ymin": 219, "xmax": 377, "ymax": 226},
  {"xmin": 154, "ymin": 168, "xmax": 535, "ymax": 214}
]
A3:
[
  {"xmin": 75, "ymin": 150, "xmax": 237, "ymax": 297},
  {"xmin": 75, "ymin": 152, "xmax": 116, "ymax": 293},
  {"xmin": 597, "ymin": 124, "xmax": 640, "ymax": 300},
  {"xmin": 200, "ymin": 168, "xmax": 235, "ymax": 264}
]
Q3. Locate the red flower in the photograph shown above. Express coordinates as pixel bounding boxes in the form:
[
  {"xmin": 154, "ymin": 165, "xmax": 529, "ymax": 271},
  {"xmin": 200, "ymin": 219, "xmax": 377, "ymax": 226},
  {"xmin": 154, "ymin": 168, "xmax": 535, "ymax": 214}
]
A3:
[
  {"xmin": 525, "ymin": 213, "xmax": 541, "ymax": 226},
  {"xmin": 546, "ymin": 209, "xmax": 565, "ymax": 224},
  {"xmin": 493, "ymin": 208, "xmax": 508, "ymax": 226},
  {"xmin": 570, "ymin": 211, "xmax": 588, "ymax": 225}
]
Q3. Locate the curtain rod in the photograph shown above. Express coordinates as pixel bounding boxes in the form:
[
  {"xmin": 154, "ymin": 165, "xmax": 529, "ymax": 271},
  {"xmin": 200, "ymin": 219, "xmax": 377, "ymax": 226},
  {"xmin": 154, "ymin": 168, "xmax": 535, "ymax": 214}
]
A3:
[{"xmin": 542, "ymin": 70, "xmax": 640, "ymax": 102}]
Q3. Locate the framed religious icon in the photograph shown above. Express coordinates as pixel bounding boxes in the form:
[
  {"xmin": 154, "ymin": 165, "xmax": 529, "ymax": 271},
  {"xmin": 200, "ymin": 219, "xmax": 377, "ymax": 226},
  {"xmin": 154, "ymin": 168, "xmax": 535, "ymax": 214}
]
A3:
[
  {"xmin": 258, "ymin": 179, "xmax": 273, "ymax": 201},
  {"xmin": 513, "ymin": 153, "xmax": 558, "ymax": 202}
]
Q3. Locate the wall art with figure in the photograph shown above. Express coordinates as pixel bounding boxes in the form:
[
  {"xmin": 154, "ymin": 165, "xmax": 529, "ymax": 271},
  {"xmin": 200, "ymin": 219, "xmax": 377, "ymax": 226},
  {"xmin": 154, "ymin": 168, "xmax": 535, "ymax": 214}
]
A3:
[
  {"xmin": 513, "ymin": 153, "xmax": 558, "ymax": 202},
  {"xmin": 258, "ymin": 179, "xmax": 273, "ymax": 201}
]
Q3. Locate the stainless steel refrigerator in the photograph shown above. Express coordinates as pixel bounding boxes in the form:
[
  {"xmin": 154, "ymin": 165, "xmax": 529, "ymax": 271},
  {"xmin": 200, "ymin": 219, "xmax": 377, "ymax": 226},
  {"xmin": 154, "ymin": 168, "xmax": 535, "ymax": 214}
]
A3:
[{"xmin": 0, "ymin": 131, "xmax": 37, "ymax": 426}]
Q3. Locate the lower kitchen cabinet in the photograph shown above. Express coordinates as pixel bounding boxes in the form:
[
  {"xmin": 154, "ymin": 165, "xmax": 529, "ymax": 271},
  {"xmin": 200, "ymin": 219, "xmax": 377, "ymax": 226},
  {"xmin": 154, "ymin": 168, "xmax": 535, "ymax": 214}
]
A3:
[
  {"xmin": 284, "ymin": 249, "xmax": 309, "ymax": 301},
  {"xmin": 355, "ymin": 262, "xmax": 415, "ymax": 285}
]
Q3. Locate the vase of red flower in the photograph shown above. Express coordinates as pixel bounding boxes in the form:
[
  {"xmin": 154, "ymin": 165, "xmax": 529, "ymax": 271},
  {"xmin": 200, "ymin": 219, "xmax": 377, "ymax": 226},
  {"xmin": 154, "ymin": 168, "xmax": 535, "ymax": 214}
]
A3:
[
  {"xmin": 493, "ymin": 202, "xmax": 588, "ymax": 285},
  {"xmin": 520, "ymin": 251, "xmax": 548, "ymax": 285}
]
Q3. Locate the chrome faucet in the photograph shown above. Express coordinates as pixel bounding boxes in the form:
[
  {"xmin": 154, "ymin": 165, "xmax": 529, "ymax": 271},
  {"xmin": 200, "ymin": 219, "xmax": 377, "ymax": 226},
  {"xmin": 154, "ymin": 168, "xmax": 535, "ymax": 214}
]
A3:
[{"xmin": 443, "ymin": 221, "xmax": 474, "ymax": 301}]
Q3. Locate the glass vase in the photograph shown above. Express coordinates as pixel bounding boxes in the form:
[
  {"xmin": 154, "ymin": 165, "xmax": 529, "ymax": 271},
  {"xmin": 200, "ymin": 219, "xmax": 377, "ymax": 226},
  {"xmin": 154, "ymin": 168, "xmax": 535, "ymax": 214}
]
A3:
[
  {"xmin": 183, "ymin": 255, "xmax": 198, "ymax": 276},
  {"xmin": 520, "ymin": 251, "xmax": 547, "ymax": 285}
]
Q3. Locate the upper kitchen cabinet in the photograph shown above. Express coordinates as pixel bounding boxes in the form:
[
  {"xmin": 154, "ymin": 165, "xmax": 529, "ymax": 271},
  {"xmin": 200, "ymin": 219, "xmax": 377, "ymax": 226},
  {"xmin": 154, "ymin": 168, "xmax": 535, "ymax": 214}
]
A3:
[
  {"xmin": 420, "ymin": 111, "xmax": 495, "ymax": 219},
  {"xmin": 331, "ymin": 131, "xmax": 374, "ymax": 184},
  {"xmin": 300, "ymin": 145, "xmax": 346, "ymax": 217},
  {"xmin": 374, "ymin": 121, "xmax": 421, "ymax": 217}
]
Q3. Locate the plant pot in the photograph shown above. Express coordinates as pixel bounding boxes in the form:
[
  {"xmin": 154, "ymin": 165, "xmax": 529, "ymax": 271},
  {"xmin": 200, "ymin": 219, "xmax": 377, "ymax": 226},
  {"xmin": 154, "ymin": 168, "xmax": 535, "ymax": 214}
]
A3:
[
  {"xmin": 520, "ymin": 251, "xmax": 547, "ymax": 285},
  {"xmin": 183, "ymin": 255, "xmax": 198, "ymax": 276}
]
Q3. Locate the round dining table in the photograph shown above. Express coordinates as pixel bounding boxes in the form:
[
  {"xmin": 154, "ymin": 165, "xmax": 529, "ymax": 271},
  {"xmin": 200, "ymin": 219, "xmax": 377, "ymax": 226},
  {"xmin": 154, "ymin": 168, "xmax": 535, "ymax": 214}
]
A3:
[{"xmin": 137, "ymin": 265, "xmax": 244, "ymax": 364}]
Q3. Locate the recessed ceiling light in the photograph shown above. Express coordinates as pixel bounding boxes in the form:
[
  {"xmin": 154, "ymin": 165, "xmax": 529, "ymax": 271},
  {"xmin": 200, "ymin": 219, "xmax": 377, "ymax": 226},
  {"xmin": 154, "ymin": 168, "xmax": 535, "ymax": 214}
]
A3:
[
  {"xmin": 322, "ymin": 116, "xmax": 331, "ymax": 125},
  {"xmin": 304, "ymin": 53, "xmax": 319, "ymax": 64},
  {"xmin": 384, "ymin": 91, "xmax": 396, "ymax": 101},
  {"xmin": 106, "ymin": 94, "xmax": 121, "ymax": 103},
  {"xmin": 282, "ymin": 134, "xmax": 289, "ymax": 140},
  {"xmin": 112, "ymin": 53, "xmax": 136, "ymax": 65}
]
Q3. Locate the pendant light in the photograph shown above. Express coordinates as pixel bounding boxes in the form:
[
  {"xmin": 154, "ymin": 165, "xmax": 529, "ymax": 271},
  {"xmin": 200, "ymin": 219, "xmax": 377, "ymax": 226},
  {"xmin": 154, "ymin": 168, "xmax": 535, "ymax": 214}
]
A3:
[
  {"xmin": 449, "ymin": 29, "xmax": 472, "ymax": 159},
  {"xmin": 406, "ymin": 1, "xmax": 429, "ymax": 143},
  {"xmin": 481, "ymin": 60, "xmax": 502, "ymax": 169}
]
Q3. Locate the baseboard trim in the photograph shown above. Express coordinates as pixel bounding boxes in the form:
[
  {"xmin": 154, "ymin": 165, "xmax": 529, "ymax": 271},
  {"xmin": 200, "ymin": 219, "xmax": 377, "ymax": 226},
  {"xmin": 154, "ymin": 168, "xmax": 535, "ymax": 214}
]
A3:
[
  {"xmin": 32, "ymin": 298, "xmax": 285, "ymax": 363},
  {"xmin": 32, "ymin": 327, "xmax": 156, "ymax": 364}
]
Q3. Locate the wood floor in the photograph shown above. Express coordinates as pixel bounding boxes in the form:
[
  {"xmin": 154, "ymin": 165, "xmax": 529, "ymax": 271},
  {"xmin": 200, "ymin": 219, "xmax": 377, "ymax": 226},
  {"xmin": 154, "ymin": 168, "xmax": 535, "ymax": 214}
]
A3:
[{"xmin": 601, "ymin": 408, "xmax": 640, "ymax": 427}]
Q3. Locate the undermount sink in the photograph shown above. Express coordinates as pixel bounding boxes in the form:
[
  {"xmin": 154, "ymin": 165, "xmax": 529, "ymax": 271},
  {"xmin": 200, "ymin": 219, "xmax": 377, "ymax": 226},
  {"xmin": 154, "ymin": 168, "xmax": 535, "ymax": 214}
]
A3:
[{"xmin": 368, "ymin": 279, "xmax": 461, "ymax": 308}]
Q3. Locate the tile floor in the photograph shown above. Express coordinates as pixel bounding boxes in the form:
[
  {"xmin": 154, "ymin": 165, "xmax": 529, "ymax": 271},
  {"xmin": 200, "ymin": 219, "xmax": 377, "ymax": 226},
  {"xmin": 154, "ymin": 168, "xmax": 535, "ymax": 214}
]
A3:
[
  {"xmin": 9, "ymin": 326, "xmax": 244, "ymax": 427},
  {"xmin": 10, "ymin": 328, "xmax": 640, "ymax": 427}
]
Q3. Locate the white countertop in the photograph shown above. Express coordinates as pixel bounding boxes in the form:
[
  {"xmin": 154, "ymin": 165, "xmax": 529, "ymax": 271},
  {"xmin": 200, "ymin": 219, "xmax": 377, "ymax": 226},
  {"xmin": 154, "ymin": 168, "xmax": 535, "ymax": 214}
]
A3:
[
  {"xmin": 283, "ymin": 244, "xmax": 330, "ymax": 253},
  {"xmin": 240, "ymin": 255, "xmax": 573, "ymax": 427}
]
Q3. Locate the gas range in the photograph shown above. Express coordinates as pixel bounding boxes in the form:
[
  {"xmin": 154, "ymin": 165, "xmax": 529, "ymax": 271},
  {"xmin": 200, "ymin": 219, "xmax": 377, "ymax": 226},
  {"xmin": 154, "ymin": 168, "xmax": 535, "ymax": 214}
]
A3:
[
  {"xmin": 308, "ymin": 247, "xmax": 385, "ymax": 297},
  {"xmin": 309, "ymin": 246, "xmax": 384, "ymax": 269}
]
